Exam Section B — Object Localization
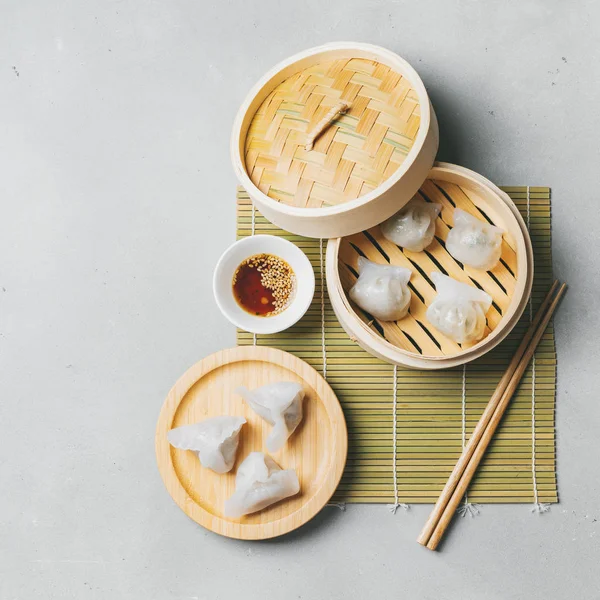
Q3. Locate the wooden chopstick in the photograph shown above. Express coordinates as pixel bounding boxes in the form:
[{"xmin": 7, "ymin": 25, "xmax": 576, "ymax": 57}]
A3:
[
  {"xmin": 417, "ymin": 280, "xmax": 565, "ymax": 548},
  {"xmin": 425, "ymin": 282, "xmax": 566, "ymax": 549}
]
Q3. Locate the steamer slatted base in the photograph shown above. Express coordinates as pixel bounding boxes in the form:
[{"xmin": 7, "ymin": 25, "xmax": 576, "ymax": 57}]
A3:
[
  {"xmin": 236, "ymin": 187, "xmax": 557, "ymax": 505},
  {"xmin": 337, "ymin": 177, "xmax": 521, "ymax": 358}
]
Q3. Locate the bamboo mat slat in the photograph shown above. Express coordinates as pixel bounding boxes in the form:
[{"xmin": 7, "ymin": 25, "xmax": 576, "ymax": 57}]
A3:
[{"xmin": 236, "ymin": 186, "xmax": 557, "ymax": 504}]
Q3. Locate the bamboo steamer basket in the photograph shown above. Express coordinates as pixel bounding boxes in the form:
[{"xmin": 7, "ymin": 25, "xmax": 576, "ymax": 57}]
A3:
[
  {"xmin": 326, "ymin": 163, "xmax": 534, "ymax": 370},
  {"xmin": 231, "ymin": 42, "xmax": 439, "ymax": 239}
]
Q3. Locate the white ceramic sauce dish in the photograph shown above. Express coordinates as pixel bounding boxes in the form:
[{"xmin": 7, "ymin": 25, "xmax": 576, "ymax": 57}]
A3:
[{"xmin": 213, "ymin": 235, "xmax": 315, "ymax": 334}]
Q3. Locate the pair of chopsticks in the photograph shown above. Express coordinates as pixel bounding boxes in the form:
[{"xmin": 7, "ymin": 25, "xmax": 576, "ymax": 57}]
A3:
[{"xmin": 417, "ymin": 280, "xmax": 567, "ymax": 551}]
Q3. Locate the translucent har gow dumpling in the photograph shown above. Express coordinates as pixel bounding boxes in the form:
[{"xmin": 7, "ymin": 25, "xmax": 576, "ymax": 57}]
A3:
[
  {"xmin": 236, "ymin": 382, "xmax": 304, "ymax": 453},
  {"xmin": 380, "ymin": 198, "xmax": 442, "ymax": 252},
  {"xmin": 167, "ymin": 416, "xmax": 246, "ymax": 474},
  {"xmin": 426, "ymin": 272, "xmax": 492, "ymax": 344},
  {"xmin": 224, "ymin": 452, "xmax": 300, "ymax": 518},
  {"xmin": 446, "ymin": 208, "xmax": 503, "ymax": 271},
  {"xmin": 349, "ymin": 257, "xmax": 412, "ymax": 322}
]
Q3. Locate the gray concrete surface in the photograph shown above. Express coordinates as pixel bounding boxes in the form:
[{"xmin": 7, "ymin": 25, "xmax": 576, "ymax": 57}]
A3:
[{"xmin": 1, "ymin": 1, "xmax": 599, "ymax": 598}]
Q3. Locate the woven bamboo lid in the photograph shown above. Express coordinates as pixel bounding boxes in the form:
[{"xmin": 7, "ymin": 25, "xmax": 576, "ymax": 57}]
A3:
[
  {"xmin": 232, "ymin": 43, "xmax": 438, "ymax": 238},
  {"xmin": 245, "ymin": 57, "xmax": 421, "ymax": 208}
]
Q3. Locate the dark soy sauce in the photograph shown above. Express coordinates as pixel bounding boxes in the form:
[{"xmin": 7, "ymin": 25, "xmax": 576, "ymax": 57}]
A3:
[{"xmin": 233, "ymin": 262, "xmax": 276, "ymax": 316}]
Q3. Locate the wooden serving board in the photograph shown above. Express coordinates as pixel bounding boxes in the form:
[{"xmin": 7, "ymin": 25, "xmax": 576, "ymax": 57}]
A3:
[{"xmin": 155, "ymin": 346, "xmax": 347, "ymax": 539}]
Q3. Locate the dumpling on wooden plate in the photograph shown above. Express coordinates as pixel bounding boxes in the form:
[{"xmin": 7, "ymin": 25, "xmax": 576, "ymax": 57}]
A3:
[
  {"xmin": 167, "ymin": 416, "xmax": 246, "ymax": 474},
  {"xmin": 236, "ymin": 382, "xmax": 304, "ymax": 452},
  {"xmin": 224, "ymin": 452, "xmax": 300, "ymax": 518}
]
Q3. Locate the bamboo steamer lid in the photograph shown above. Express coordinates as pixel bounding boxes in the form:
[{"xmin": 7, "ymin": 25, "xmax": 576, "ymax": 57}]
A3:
[{"xmin": 231, "ymin": 43, "xmax": 439, "ymax": 238}]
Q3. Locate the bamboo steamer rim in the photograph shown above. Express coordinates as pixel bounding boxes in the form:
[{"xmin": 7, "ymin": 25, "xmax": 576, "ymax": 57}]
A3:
[
  {"xmin": 325, "ymin": 162, "xmax": 534, "ymax": 370},
  {"xmin": 231, "ymin": 42, "xmax": 433, "ymax": 217}
]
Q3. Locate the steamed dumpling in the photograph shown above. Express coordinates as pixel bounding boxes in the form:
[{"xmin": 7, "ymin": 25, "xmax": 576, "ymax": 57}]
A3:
[
  {"xmin": 446, "ymin": 208, "xmax": 503, "ymax": 271},
  {"xmin": 426, "ymin": 272, "xmax": 492, "ymax": 344},
  {"xmin": 380, "ymin": 198, "xmax": 442, "ymax": 252},
  {"xmin": 349, "ymin": 257, "xmax": 412, "ymax": 322},
  {"xmin": 224, "ymin": 452, "xmax": 300, "ymax": 518},
  {"xmin": 236, "ymin": 382, "xmax": 304, "ymax": 453},
  {"xmin": 167, "ymin": 416, "xmax": 246, "ymax": 474}
]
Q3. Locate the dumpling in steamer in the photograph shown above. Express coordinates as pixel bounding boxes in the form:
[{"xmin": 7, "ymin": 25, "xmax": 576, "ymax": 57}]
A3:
[
  {"xmin": 426, "ymin": 272, "xmax": 492, "ymax": 344},
  {"xmin": 349, "ymin": 257, "xmax": 412, "ymax": 322},
  {"xmin": 167, "ymin": 416, "xmax": 246, "ymax": 474},
  {"xmin": 446, "ymin": 208, "xmax": 504, "ymax": 271},
  {"xmin": 224, "ymin": 452, "xmax": 300, "ymax": 518},
  {"xmin": 236, "ymin": 382, "xmax": 304, "ymax": 453},
  {"xmin": 380, "ymin": 198, "xmax": 442, "ymax": 252}
]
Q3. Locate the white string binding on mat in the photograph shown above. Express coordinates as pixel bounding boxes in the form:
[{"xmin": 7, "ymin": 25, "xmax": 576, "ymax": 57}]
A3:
[
  {"xmin": 320, "ymin": 238, "xmax": 344, "ymax": 510},
  {"xmin": 527, "ymin": 186, "xmax": 550, "ymax": 514},
  {"xmin": 457, "ymin": 364, "xmax": 481, "ymax": 517},
  {"xmin": 319, "ymin": 238, "xmax": 327, "ymax": 378},
  {"xmin": 251, "ymin": 201, "xmax": 257, "ymax": 347},
  {"xmin": 389, "ymin": 365, "xmax": 409, "ymax": 513}
]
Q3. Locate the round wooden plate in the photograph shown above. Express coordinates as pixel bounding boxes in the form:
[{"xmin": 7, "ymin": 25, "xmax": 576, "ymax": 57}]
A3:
[{"xmin": 155, "ymin": 345, "xmax": 347, "ymax": 540}]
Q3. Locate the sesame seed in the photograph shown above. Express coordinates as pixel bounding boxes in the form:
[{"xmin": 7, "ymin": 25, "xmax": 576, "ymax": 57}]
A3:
[{"xmin": 232, "ymin": 253, "xmax": 296, "ymax": 316}]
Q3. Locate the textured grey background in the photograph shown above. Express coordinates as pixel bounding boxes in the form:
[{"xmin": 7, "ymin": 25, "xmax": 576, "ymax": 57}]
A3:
[{"xmin": 1, "ymin": 1, "xmax": 599, "ymax": 598}]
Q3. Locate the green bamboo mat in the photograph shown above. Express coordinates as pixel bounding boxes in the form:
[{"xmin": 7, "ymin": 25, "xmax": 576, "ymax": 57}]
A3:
[{"xmin": 236, "ymin": 187, "xmax": 557, "ymax": 505}]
